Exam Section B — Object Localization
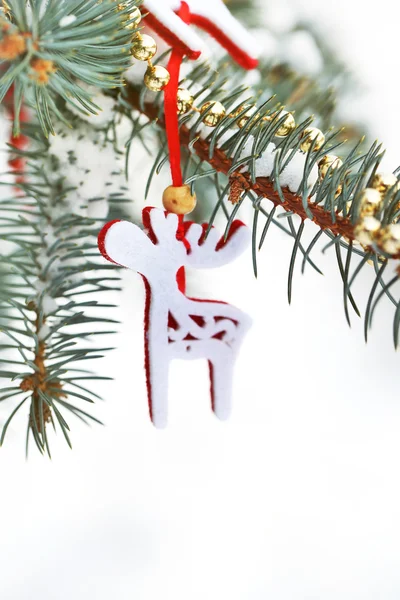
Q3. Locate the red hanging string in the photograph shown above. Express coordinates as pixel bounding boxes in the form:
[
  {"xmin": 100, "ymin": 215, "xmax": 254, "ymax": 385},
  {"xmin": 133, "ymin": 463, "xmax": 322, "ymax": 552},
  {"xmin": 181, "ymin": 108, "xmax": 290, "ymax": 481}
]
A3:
[
  {"xmin": 163, "ymin": 1, "xmax": 191, "ymax": 188},
  {"xmin": 163, "ymin": 2, "xmax": 191, "ymax": 294}
]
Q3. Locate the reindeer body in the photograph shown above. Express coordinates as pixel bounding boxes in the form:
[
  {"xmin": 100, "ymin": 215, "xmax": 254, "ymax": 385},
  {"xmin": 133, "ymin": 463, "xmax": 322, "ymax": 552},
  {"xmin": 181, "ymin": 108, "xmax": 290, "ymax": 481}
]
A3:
[{"xmin": 98, "ymin": 208, "xmax": 251, "ymax": 427}]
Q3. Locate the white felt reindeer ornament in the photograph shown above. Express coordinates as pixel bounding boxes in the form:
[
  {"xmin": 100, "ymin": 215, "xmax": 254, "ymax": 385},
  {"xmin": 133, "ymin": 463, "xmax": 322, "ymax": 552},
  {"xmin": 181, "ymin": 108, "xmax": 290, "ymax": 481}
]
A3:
[
  {"xmin": 97, "ymin": 0, "xmax": 257, "ymax": 427},
  {"xmin": 98, "ymin": 208, "xmax": 251, "ymax": 428}
]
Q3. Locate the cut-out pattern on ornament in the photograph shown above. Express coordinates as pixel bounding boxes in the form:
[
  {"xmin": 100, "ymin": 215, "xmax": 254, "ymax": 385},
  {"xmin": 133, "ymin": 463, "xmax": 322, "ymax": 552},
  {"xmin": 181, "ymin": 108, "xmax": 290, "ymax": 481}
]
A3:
[{"xmin": 98, "ymin": 208, "xmax": 251, "ymax": 428}]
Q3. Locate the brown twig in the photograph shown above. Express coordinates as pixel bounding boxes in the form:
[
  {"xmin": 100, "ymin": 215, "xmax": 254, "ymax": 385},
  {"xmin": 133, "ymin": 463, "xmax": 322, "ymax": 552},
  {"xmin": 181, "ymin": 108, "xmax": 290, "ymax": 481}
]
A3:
[{"xmin": 19, "ymin": 309, "xmax": 64, "ymax": 434}]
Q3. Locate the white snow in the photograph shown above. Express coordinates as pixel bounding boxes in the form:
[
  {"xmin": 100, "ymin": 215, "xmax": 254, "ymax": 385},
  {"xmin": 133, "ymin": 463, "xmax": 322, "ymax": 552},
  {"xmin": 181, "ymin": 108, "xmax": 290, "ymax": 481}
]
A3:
[
  {"xmin": 48, "ymin": 125, "xmax": 125, "ymax": 220},
  {"xmin": 68, "ymin": 86, "xmax": 116, "ymax": 129},
  {"xmin": 280, "ymin": 148, "xmax": 319, "ymax": 193},
  {"xmin": 42, "ymin": 295, "xmax": 58, "ymax": 315},
  {"xmin": 59, "ymin": 15, "xmax": 77, "ymax": 27},
  {"xmin": 239, "ymin": 138, "xmax": 319, "ymax": 193},
  {"xmin": 37, "ymin": 323, "xmax": 51, "ymax": 341}
]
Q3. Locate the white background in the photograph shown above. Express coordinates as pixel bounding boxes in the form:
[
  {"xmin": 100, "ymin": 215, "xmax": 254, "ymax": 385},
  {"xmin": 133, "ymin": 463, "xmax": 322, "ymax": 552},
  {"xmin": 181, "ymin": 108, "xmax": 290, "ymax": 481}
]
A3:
[{"xmin": 1, "ymin": 0, "xmax": 400, "ymax": 598}]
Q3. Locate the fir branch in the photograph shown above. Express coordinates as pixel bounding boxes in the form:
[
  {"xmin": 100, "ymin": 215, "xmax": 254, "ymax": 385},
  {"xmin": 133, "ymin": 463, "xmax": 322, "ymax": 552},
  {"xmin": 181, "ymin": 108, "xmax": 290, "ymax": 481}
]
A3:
[
  {"xmin": 1, "ymin": 0, "xmax": 139, "ymax": 136},
  {"xmin": 120, "ymin": 81, "xmax": 400, "ymax": 343},
  {"xmin": 0, "ymin": 126, "xmax": 122, "ymax": 454},
  {"xmin": 122, "ymin": 85, "xmax": 367, "ymax": 247}
]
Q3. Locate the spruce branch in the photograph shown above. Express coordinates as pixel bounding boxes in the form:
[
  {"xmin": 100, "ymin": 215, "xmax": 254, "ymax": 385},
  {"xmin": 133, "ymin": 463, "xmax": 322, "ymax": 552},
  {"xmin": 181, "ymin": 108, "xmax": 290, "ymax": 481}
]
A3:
[
  {"xmin": 0, "ymin": 125, "xmax": 124, "ymax": 454},
  {"xmin": 0, "ymin": 0, "xmax": 139, "ymax": 136},
  {"xmin": 122, "ymin": 85, "xmax": 373, "ymax": 246},
  {"xmin": 119, "ymin": 79, "xmax": 400, "ymax": 343}
]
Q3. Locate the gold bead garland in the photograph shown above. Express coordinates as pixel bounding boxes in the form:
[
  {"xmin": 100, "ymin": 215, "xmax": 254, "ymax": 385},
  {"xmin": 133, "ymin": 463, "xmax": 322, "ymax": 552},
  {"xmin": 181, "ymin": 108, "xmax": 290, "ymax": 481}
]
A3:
[
  {"xmin": 123, "ymin": 6, "xmax": 310, "ymax": 140},
  {"xmin": 123, "ymin": 6, "xmax": 142, "ymax": 29},
  {"xmin": 118, "ymin": 3, "xmax": 171, "ymax": 92},
  {"xmin": 353, "ymin": 173, "xmax": 400, "ymax": 256},
  {"xmin": 354, "ymin": 216, "xmax": 381, "ymax": 247},
  {"xmin": 230, "ymin": 104, "xmax": 257, "ymax": 129}
]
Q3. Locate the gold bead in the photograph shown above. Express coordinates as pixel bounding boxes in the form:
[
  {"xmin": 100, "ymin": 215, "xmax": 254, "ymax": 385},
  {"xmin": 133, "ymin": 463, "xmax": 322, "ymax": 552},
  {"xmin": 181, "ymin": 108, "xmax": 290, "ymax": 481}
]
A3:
[
  {"xmin": 118, "ymin": 4, "xmax": 141, "ymax": 28},
  {"xmin": 376, "ymin": 224, "xmax": 400, "ymax": 255},
  {"xmin": 274, "ymin": 110, "xmax": 296, "ymax": 137},
  {"xmin": 177, "ymin": 87, "xmax": 194, "ymax": 115},
  {"xmin": 354, "ymin": 216, "xmax": 381, "ymax": 246},
  {"xmin": 318, "ymin": 154, "xmax": 343, "ymax": 178},
  {"xmin": 200, "ymin": 101, "xmax": 226, "ymax": 127},
  {"xmin": 131, "ymin": 34, "xmax": 157, "ymax": 61},
  {"xmin": 359, "ymin": 187, "xmax": 382, "ymax": 217},
  {"xmin": 337, "ymin": 200, "xmax": 352, "ymax": 215},
  {"xmin": 300, "ymin": 127, "xmax": 325, "ymax": 152},
  {"xmin": 231, "ymin": 104, "xmax": 257, "ymax": 129},
  {"xmin": 144, "ymin": 65, "xmax": 170, "ymax": 92},
  {"xmin": 162, "ymin": 185, "xmax": 197, "ymax": 215},
  {"xmin": 126, "ymin": 7, "xmax": 142, "ymax": 29},
  {"xmin": 371, "ymin": 172, "xmax": 399, "ymax": 196},
  {"xmin": 334, "ymin": 184, "xmax": 343, "ymax": 199}
]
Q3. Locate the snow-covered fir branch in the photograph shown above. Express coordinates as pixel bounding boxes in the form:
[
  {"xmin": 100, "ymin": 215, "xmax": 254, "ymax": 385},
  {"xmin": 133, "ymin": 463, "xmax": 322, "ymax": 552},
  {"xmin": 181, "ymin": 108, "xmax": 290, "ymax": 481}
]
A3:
[{"xmin": 0, "ymin": 119, "xmax": 128, "ymax": 454}]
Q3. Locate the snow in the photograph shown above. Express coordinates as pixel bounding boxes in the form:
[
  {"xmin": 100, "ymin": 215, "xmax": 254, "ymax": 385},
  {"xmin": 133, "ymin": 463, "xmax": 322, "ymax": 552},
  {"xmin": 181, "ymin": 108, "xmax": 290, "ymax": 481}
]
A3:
[
  {"xmin": 280, "ymin": 148, "xmax": 319, "ymax": 192},
  {"xmin": 59, "ymin": 15, "xmax": 76, "ymax": 27},
  {"xmin": 67, "ymin": 86, "xmax": 116, "ymax": 129},
  {"xmin": 48, "ymin": 125, "xmax": 125, "ymax": 220},
  {"xmin": 42, "ymin": 295, "xmax": 58, "ymax": 315},
  {"xmin": 239, "ymin": 138, "xmax": 319, "ymax": 193},
  {"xmin": 37, "ymin": 323, "xmax": 50, "ymax": 341}
]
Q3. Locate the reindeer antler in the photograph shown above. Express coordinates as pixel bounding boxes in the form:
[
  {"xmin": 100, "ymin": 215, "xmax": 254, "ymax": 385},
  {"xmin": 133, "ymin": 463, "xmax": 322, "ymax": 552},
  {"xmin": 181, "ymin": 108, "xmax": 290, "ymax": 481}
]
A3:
[
  {"xmin": 184, "ymin": 220, "xmax": 250, "ymax": 269},
  {"xmin": 143, "ymin": 208, "xmax": 180, "ymax": 245},
  {"xmin": 99, "ymin": 209, "xmax": 188, "ymax": 275},
  {"xmin": 98, "ymin": 220, "xmax": 155, "ymax": 271}
]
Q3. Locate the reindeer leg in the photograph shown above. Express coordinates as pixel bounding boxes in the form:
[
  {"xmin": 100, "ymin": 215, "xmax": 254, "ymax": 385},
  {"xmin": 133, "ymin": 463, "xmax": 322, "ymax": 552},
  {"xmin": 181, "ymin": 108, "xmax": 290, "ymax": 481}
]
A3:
[
  {"xmin": 146, "ymin": 342, "xmax": 170, "ymax": 428},
  {"xmin": 208, "ymin": 348, "xmax": 235, "ymax": 421},
  {"xmin": 143, "ymin": 281, "xmax": 170, "ymax": 429}
]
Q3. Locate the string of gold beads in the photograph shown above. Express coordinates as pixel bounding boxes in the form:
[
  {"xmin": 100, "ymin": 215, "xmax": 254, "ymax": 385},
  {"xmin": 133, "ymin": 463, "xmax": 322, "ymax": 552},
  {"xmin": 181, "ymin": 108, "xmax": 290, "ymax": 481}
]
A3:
[
  {"xmin": 354, "ymin": 172, "xmax": 400, "ymax": 255},
  {"xmin": 118, "ymin": 3, "xmax": 171, "ymax": 92},
  {"xmin": 123, "ymin": 8, "xmax": 323, "ymax": 143}
]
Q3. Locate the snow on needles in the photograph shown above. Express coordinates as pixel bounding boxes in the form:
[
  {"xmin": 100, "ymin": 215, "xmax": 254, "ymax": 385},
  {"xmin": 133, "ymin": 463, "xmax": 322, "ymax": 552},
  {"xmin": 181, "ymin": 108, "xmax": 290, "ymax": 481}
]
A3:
[{"xmin": 239, "ymin": 136, "xmax": 319, "ymax": 194}]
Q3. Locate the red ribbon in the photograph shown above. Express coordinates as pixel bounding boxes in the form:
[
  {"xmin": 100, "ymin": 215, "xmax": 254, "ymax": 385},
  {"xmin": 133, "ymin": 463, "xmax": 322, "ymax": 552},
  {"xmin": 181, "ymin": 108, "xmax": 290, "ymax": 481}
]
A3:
[{"xmin": 163, "ymin": 1, "xmax": 191, "ymax": 188}]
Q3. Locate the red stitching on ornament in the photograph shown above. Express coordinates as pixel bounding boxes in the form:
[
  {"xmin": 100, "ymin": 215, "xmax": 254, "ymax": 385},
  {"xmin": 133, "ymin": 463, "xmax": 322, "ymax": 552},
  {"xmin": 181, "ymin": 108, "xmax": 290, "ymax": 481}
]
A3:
[
  {"xmin": 97, "ymin": 219, "xmax": 122, "ymax": 264},
  {"xmin": 142, "ymin": 275, "xmax": 153, "ymax": 423}
]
